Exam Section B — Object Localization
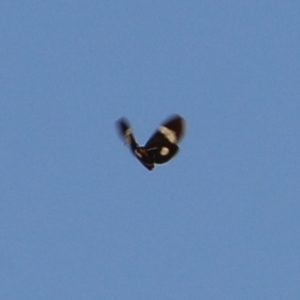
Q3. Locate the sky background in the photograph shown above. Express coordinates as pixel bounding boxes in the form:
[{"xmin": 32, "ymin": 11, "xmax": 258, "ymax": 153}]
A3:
[{"xmin": 1, "ymin": 1, "xmax": 300, "ymax": 299}]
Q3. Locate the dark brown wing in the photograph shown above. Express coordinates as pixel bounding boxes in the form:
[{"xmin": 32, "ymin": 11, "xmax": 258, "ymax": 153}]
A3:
[
  {"xmin": 145, "ymin": 143, "xmax": 179, "ymax": 164},
  {"xmin": 145, "ymin": 114, "xmax": 185, "ymax": 148},
  {"xmin": 116, "ymin": 117, "xmax": 138, "ymax": 151}
]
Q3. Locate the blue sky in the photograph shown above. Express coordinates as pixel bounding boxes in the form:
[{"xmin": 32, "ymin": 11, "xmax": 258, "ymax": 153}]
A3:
[{"xmin": 1, "ymin": 1, "xmax": 300, "ymax": 299}]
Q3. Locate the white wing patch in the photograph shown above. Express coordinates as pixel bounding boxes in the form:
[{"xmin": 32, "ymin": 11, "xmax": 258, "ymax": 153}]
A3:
[
  {"xmin": 124, "ymin": 128, "xmax": 132, "ymax": 145},
  {"xmin": 160, "ymin": 147, "xmax": 169, "ymax": 156},
  {"xmin": 159, "ymin": 126, "xmax": 177, "ymax": 143}
]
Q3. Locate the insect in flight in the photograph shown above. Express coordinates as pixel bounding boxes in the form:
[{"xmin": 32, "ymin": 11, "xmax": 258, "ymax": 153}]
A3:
[{"xmin": 116, "ymin": 114, "xmax": 185, "ymax": 170}]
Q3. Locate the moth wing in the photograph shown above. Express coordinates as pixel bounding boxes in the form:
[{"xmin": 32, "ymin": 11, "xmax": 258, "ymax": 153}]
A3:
[
  {"xmin": 145, "ymin": 114, "xmax": 185, "ymax": 148},
  {"xmin": 115, "ymin": 117, "xmax": 137, "ymax": 150},
  {"xmin": 145, "ymin": 143, "xmax": 179, "ymax": 164}
]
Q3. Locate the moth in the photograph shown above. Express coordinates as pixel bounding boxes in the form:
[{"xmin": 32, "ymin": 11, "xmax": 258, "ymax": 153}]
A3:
[{"xmin": 116, "ymin": 114, "xmax": 185, "ymax": 170}]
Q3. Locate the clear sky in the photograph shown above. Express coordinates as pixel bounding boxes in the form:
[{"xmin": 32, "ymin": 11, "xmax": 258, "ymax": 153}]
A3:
[{"xmin": 1, "ymin": 1, "xmax": 300, "ymax": 299}]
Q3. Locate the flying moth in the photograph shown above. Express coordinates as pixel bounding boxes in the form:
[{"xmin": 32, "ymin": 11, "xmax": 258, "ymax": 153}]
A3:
[{"xmin": 116, "ymin": 114, "xmax": 185, "ymax": 170}]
